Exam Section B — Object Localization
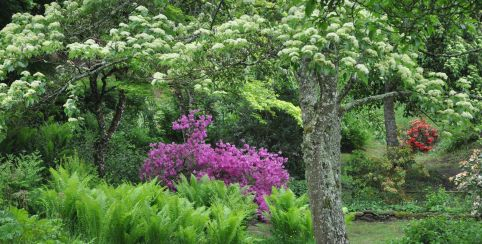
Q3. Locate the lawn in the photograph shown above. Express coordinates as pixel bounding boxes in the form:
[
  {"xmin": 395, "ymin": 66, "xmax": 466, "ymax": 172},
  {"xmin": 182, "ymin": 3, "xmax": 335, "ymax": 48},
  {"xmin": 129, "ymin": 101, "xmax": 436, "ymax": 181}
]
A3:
[{"xmin": 347, "ymin": 220, "xmax": 409, "ymax": 244}]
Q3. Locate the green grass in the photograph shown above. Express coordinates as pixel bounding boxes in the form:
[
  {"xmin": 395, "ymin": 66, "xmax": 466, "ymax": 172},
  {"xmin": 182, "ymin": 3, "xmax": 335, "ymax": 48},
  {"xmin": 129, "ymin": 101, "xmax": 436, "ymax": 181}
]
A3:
[
  {"xmin": 249, "ymin": 220, "xmax": 409, "ymax": 243},
  {"xmin": 347, "ymin": 220, "xmax": 409, "ymax": 244}
]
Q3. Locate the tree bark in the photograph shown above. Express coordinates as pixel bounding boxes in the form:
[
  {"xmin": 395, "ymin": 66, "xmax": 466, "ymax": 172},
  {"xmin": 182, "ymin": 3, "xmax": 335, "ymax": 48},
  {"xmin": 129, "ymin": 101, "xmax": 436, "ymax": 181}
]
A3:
[
  {"xmin": 383, "ymin": 82, "xmax": 399, "ymax": 147},
  {"xmin": 297, "ymin": 59, "xmax": 348, "ymax": 244}
]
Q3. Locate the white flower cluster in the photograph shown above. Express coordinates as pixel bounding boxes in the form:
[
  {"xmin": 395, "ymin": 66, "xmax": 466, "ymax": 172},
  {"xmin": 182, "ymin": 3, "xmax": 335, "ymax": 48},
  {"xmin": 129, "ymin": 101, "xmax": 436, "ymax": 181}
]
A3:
[
  {"xmin": 67, "ymin": 39, "xmax": 109, "ymax": 59},
  {"xmin": 216, "ymin": 15, "xmax": 265, "ymax": 35},
  {"xmin": 73, "ymin": 6, "xmax": 177, "ymax": 62},
  {"xmin": 0, "ymin": 72, "xmax": 46, "ymax": 109},
  {"xmin": 151, "ymin": 72, "xmax": 167, "ymax": 85},
  {"xmin": 0, "ymin": 5, "xmax": 64, "ymax": 79}
]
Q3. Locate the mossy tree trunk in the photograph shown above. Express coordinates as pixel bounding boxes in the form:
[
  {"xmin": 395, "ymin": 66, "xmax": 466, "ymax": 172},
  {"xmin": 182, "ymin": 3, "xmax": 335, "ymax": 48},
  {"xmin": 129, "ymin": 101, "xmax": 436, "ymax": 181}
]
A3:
[
  {"xmin": 297, "ymin": 59, "xmax": 348, "ymax": 244},
  {"xmin": 296, "ymin": 58, "xmax": 409, "ymax": 243},
  {"xmin": 384, "ymin": 81, "xmax": 399, "ymax": 147}
]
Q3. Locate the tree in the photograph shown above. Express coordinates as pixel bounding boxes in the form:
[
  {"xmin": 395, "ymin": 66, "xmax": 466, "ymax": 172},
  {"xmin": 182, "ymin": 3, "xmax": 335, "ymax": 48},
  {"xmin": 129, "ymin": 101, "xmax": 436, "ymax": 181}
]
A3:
[
  {"xmin": 145, "ymin": 1, "xmax": 474, "ymax": 242},
  {"xmin": 1, "ymin": 1, "xmax": 478, "ymax": 243},
  {"xmin": 321, "ymin": 0, "xmax": 481, "ymax": 149},
  {"xmin": 0, "ymin": 1, "xmax": 182, "ymax": 175},
  {"xmin": 0, "ymin": 0, "xmax": 56, "ymax": 29},
  {"xmin": 355, "ymin": 0, "xmax": 481, "ymax": 146}
]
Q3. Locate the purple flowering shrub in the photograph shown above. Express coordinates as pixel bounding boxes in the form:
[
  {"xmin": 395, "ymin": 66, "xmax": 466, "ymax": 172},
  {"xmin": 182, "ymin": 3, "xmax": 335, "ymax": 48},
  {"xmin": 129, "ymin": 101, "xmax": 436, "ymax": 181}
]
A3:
[{"xmin": 141, "ymin": 110, "xmax": 290, "ymax": 211}]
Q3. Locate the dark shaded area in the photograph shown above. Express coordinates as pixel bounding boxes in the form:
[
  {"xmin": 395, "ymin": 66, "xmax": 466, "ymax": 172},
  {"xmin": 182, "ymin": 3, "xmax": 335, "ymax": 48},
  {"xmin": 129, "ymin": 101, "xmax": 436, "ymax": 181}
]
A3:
[{"xmin": 0, "ymin": 0, "xmax": 55, "ymax": 29}]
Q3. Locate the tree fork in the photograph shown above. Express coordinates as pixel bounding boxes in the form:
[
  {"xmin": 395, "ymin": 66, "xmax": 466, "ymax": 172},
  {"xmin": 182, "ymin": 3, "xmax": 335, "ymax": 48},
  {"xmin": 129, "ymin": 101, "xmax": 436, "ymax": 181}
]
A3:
[{"xmin": 89, "ymin": 72, "xmax": 126, "ymax": 177}]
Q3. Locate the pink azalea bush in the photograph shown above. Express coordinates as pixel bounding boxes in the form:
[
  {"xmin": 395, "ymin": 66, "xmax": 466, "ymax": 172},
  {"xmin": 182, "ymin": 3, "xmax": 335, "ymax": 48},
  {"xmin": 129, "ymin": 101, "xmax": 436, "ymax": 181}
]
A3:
[{"xmin": 141, "ymin": 110, "xmax": 290, "ymax": 212}]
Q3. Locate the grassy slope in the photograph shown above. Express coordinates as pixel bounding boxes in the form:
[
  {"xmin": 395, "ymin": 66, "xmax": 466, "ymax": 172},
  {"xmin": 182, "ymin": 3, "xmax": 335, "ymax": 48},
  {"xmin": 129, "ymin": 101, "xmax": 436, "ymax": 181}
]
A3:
[{"xmin": 347, "ymin": 134, "xmax": 479, "ymax": 191}]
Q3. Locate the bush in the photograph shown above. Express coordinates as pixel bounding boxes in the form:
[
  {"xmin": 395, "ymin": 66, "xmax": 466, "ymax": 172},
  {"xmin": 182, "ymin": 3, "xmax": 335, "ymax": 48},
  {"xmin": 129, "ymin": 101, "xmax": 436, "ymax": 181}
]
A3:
[
  {"xmin": 451, "ymin": 149, "xmax": 482, "ymax": 217},
  {"xmin": 38, "ymin": 167, "xmax": 253, "ymax": 244},
  {"xmin": 341, "ymin": 115, "xmax": 370, "ymax": 152},
  {"xmin": 342, "ymin": 148, "xmax": 417, "ymax": 198},
  {"xmin": 71, "ymin": 119, "xmax": 148, "ymax": 184},
  {"xmin": 105, "ymin": 131, "xmax": 146, "ymax": 184},
  {"xmin": 396, "ymin": 217, "xmax": 482, "ymax": 244},
  {"xmin": 0, "ymin": 120, "xmax": 73, "ymax": 166},
  {"xmin": 141, "ymin": 111, "xmax": 289, "ymax": 211},
  {"xmin": 425, "ymin": 188, "xmax": 451, "ymax": 212},
  {"xmin": 421, "ymin": 187, "xmax": 470, "ymax": 214},
  {"xmin": 0, "ymin": 152, "xmax": 44, "ymax": 208},
  {"xmin": 405, "ymin": 119, "xmax": 438, "ymax": 152},
  {"xmin": 288, "ymin": 179, "xmax": 307, "ymax": 197},
  {"xmin": 263, "ymin": 188, "xmax": 314, "ymax": 244},
  {"xmin": 439, "ymin": 127, "xmax": 479, "ymax": 152},
  {"xmin": 0, "ymin": 207, "xmax": 75, "ymax": 243}
]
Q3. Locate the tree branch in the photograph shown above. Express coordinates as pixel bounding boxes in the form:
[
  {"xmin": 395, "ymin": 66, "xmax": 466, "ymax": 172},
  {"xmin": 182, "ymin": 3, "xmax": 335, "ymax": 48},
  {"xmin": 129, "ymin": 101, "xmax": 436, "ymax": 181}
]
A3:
[
  {"xmin": 340, "ymin": 91, "xmax": 411, "ymax": 113},
  {"xmin": 337, "ymin": 74, "xmax": 357, "ymax": 103},
  {"xmin": 210, "ymin": 0, "xmax": 225, "ymax": 30},
  {"xmin": 42, "ymin": 58, "xmax": 127, "ymax": 102}
]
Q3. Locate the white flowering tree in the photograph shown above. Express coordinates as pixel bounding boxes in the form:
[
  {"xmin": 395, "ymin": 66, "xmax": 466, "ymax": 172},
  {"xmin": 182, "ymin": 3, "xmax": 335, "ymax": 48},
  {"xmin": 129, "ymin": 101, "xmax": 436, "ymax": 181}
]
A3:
[
  {"xmin": 0, "ymin": 1, "xmax": 479, "ymax": 243},
  {"xmin": 0, "ymin": 1, "xmax": 187, "ymax": 175},
  {"xmin": 359, "ymin": 0, "xmax": 481, "ymax": 145},
  {"xmin": 182, "ymin": 2, "xmax": 476, "ymax": 243}
]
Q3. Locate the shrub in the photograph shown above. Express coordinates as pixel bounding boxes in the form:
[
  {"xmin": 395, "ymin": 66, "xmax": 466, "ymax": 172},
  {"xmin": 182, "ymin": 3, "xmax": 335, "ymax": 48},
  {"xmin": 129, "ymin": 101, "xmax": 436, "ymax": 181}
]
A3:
[
  {"xmin": 405, "ymin": 119, "xmax": 438, "ymax": 152},
  {"xmin": 0, "ymin": 207, "xmax": 73, "ymax": 243},
  {"xmin": 105, "ymin": 131, "xmax": 146, "ymax": 184},
  {"xmin": 439, "ymin": 127, "xmax": 479, "ymax": 152},
  {"xmin": 0, "ymin": 120, "xmax": 73, "ymax": 166},
  {"xmin": 0, "ymin": 152, "xmax": 44, "ymax": 208},
  {"xmin": 288, "ymin": 179, "xmax": 307, "ymax": 197},
  {"xmin": 342, "ymin": 148, "xmax": 416, "ymax": 197},
  {"xmin": 263, "ymin": 188, "xmax": 314, "ymax": 244},
  {"xmin": 38, "ymin": 167, "xmax": 253, "ymax": 244},
  {"xmin": 141, "ymin": 111, "xmax": 289, "ymax": 211},
  {"xmin": 396, "ymin": 217, "xmax": 482, "ymax": 244},
  {"xmin": 425, "ymin": 188, "xmax": 452, "ymax": 212},
  {"xmin": 341, "ymin": 115, "xmax": 369, "ymax": 152},
  {"xmin": 176, "ymin": 175, "xmax": 258, "ymax": 221},
  {"xmin": 451, "ymin": 149, "xmax": 482, "ymax": 217}
]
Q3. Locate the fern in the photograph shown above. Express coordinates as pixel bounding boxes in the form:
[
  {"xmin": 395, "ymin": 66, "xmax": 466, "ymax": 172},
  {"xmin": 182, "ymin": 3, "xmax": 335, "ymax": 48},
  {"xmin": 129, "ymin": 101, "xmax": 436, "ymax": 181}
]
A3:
[
  {"xmin": 36, "ymin": 168, "xmax": 259, "ymax": 243},
  {"xmin": 207, "ymin": 204, "xmax": 252, "ymax": 244},
  {"xmin": 263, "ymin": 188, "xmax": 314, "ymax": 244},
  {"xmin": 36, "ymin": 120, "xmax": 73, "ymax": 166},
  {"xmin": 0, "ymin": 152, "xmax": 44, "ymax": 209},
  {"xmin": 176, "ymin": 175, "xmax": 257, "ymax": 221}
]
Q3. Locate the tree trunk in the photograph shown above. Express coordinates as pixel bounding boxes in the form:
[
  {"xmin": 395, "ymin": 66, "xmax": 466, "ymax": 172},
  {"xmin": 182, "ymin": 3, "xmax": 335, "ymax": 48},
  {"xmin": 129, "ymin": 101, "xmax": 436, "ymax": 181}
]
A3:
[
  {"xmin": 89, "ymin": 73, "xmax": 126, "ymax": 177},
  {"xmin": 297, "ymin": 60, "xmax": 348, "ymax": 244},
  {"xmin": 93, "ymin": 138, "xmax": 108, "ymax": 177},
  {"xmin": 383, "ymin": 82, "xmax": 399, "ymax": 147}
]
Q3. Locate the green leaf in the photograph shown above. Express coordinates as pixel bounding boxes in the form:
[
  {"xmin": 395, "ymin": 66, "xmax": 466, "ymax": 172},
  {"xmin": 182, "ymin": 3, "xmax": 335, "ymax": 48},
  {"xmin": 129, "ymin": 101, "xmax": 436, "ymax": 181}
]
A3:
[{"xmin": 305, "ymin": 0, "xmax": 316, "ymax": 17}]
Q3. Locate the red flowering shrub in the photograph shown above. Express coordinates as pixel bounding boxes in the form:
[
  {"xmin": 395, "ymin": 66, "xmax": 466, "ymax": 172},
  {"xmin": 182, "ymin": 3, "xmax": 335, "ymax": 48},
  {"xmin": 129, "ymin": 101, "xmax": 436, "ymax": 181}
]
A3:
[{"xmin": 405, "ymin": 119, "xmax": 438, "ymax": 152}]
